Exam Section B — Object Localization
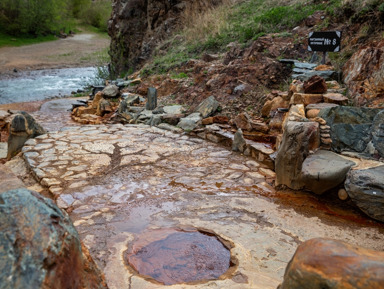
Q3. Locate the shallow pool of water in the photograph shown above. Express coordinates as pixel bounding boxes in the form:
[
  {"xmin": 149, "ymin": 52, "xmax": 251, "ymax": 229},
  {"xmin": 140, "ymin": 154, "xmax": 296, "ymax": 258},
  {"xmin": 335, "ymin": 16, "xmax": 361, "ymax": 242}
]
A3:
[
  {"xmin": 126, "ymin": 229, "xmax": 232, "ymax": 285},
  {"xmin": 0, "ymin": 67, "xmax": 97, "ymax": 104}
]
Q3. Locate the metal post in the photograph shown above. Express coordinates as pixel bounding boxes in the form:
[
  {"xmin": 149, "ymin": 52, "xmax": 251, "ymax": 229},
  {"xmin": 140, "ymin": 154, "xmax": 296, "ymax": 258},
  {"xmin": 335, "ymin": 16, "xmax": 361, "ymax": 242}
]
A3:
[{"xmin": 322, "ymin": 52, "xmax": 327, "ymax": 65}]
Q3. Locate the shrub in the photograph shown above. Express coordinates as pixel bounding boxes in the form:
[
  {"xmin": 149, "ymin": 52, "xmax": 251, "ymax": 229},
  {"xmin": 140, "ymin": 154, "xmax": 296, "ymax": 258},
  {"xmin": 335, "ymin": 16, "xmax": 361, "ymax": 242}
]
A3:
[
  {"xmin": 80, "ymin": 1, "xmax": 112, "ymax": 32},
  {"xmin": 0, "ymin": 0, "xmax": 71, "ymax": 35}
]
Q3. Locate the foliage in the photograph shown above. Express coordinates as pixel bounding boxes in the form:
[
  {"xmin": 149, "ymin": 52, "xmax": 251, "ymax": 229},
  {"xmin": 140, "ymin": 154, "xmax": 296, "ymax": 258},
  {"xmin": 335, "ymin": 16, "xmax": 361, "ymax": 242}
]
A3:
[
  {"xmin": 142, "ymin": 0, "xmax": 384, "ymax": 77},
  {"xmin": 86, "ymin": 47, "xmax": 111, "ymax": 86},
  {"xmin": 0, "ymin": 0, "xmax": 71, "ymax": 35},
  {"xmin": 80, "ymin": 1, "xmax": 112, "ymax": 32},
  {"xmin": 70, "ymin": 0, "xmax": 90, "ymax": 18},
  {"xmin": 0, "ymin": 0, "xmax": 111, "ymax": 38},
  {"xmin": 145, "ymin": 0, "xmax": 326, "ymax": 75}
]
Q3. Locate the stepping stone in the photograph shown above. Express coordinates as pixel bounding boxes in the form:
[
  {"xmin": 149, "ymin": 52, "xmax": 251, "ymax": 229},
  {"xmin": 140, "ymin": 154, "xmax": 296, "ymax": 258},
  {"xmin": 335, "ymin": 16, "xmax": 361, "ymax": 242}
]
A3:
[{"xmin": 301, "ymin": 150, "xmax": 356, "ymax": 194}]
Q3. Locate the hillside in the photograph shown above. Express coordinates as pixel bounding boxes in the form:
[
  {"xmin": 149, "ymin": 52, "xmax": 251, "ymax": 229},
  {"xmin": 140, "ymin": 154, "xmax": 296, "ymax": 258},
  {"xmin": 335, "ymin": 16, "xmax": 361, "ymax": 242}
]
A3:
[{"xmin": 108, "ymin": 0, "xmax": 384, "ymax": 118}]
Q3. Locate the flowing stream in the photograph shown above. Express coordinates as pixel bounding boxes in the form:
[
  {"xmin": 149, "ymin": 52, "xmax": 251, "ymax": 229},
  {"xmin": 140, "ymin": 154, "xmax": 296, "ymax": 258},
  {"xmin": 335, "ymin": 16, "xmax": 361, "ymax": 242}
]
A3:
[{"xmin": 0, "ymin": 67, "xmax": 97, "ymax": 104}]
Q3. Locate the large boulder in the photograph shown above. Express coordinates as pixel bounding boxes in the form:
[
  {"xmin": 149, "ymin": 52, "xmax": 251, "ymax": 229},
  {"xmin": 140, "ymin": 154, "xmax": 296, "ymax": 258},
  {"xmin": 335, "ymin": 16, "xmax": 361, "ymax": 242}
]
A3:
[
  {"xmin": 301, "ymin": 150, "xmax": 356, "ymax": 194},
  {"xmin": 275, "ymin": 121, "xmax": 320, "ymax": 189},
  {"xmin": 280, "ymin": 238, "xmax": 384, "ymax": 289},
  {"xmin": 372, "ymin": 110, "xmax": 384, "ymax": 157},
  {"xmin": 7, "ymin": 112, "xmax": 46, "ymax": 160},
  {"xmin": 343, "ymin": 39, "xmax": 384, "ymax": 107},
  {"xmin": 0, "ymin": 164, "xmax": 25, "ymax": 193},
  {"xmin": 318, "ymin": 106, "xmax": 382, "ymax": 155},
  {"xmin": 344, "ymin": 165, "xmax": 384, "ymax": 222},
  {"xmin": 0, "ymin": 188, "xmax": 107, "ymax": 289}
]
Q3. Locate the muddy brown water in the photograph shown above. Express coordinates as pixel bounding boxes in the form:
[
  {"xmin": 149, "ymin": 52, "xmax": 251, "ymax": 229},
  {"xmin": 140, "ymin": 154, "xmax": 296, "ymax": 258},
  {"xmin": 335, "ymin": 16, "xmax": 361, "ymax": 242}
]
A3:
[{"xmin": 126, "ymin": 229, "xmax": 232, "ymax": 285}]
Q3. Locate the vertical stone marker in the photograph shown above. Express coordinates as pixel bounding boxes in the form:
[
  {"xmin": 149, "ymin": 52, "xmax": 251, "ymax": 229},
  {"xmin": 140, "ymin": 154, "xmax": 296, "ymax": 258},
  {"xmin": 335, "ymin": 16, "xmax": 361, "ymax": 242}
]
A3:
[
  {"xmin": 146, "ymin": 87, "xmax": 158, "ymax": 110},
  {"xmin": 7, "ymin": 112, "xmax": 46, "ymax": 160}
]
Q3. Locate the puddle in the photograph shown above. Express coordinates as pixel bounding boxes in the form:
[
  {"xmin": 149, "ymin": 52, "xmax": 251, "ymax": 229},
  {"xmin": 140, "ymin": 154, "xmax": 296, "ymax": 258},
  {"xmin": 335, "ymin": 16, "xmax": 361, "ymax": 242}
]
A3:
[{"xmin": 126, "ymin": 228, "xmax": 234, "ymax": 285}]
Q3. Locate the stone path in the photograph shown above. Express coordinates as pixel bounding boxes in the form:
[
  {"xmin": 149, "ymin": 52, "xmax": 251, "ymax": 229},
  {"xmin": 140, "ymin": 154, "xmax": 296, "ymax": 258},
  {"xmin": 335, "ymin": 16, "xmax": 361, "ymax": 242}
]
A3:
[
  {"xmin": 21, "ymin": 121, "xmax": 384, "ymax": 289},
  {"xmin": 30, "ymin": 97, "xmax": 85, "ymax": 132}
]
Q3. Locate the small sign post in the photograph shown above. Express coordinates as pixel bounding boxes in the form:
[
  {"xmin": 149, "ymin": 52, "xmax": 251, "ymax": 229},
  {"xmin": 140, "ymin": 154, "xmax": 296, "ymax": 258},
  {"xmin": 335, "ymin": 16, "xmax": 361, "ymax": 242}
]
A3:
[{"xmin": 308, "ymin": 31, "xmax": 342, "ymax": 64}]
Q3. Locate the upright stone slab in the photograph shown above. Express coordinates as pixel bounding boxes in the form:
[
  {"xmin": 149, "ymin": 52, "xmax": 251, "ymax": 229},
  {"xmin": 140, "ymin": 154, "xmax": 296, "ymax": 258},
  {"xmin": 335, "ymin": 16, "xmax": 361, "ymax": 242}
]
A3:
[
  {"xmin": 232, "ymin": 128, "xmax": 246, "ymax": 153},
  {"xmin": 146, "ymin": 87, "xmax": 158, "ymax": 110},
  {"xmin": 275, "ymin": 121, "xmax": 320, "ymax": 189},
  {"xmin": 280, "ymin": 238, "xmax": 384, "ymax": 289},
  {"xmin": 7, "ymin": 112, "xmax": 46, "ymax": 160},
  {"xmin": 0, "ymin": 189, "xmax": 107, "ymax": 289}
]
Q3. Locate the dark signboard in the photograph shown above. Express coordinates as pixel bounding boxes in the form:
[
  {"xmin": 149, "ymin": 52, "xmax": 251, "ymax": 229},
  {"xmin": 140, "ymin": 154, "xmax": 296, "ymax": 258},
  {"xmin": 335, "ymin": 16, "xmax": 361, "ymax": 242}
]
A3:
[{"xmin": 308, "ymin": 31, "xmax": 342, "ymax": 52}]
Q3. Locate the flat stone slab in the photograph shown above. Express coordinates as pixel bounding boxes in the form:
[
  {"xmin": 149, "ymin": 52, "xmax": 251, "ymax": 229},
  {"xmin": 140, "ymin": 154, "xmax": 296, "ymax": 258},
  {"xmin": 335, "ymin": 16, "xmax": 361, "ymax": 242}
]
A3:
[
  {"xmin": 163, "ymin": 105, "xmax": 184, "ymax": 115},
  {"xmin": 306, "ymin": 103, "xmax": 339, "ymax": 111},
  {"xmin": 301, "ymin": 150, "xmax": 356, "ymax": 194}
]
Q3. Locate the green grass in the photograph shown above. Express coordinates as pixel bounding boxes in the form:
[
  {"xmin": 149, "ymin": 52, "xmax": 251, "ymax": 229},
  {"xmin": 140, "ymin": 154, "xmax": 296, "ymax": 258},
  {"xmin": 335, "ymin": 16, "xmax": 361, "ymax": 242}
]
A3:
[
  {"xmin": 171, "ymin": 72, "xmax": 189, "ymax": 79},
  {"xmin": 0, "ymin": 32, "xmax": 57, "ymax": 48},
  {"xmin": 144, "ymin": 0, "xmax": 329, "ymax": 75},
  {"xmin": 133, "ymin": 0, "xmax": 384, "ymax": 77},
  {"xmin": 199, "ymin": 0, "xmax": 326, "ymax": 50}
]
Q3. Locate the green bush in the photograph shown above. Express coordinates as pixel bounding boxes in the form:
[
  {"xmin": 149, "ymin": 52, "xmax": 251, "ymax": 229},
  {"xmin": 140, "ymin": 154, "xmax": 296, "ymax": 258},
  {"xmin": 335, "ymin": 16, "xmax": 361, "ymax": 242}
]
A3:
[
  {"xmin": 81, "ymin": 1, "xmax": 112, "ymax": 32},
  {"xmin": 0, "ymin": 0, "xmax": 71, "ymax": 35},
  {"xmin": 0, "ymin": 0, "xmax": 110, "ymax": 37}
]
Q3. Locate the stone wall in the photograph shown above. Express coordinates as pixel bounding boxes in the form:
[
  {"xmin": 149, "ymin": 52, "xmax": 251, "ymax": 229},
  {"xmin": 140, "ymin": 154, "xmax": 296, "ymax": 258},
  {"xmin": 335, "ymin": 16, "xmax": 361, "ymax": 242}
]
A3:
[{"xmin": 108, "ymin": 0, "xmax": 223, "ymax": 76}]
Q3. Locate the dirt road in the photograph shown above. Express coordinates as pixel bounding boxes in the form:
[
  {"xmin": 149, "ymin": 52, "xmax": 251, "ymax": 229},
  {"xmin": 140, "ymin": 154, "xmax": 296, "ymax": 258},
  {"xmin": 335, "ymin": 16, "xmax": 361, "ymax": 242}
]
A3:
[{"xmin": 0, "ymin": 32, "xmax": 110, "ymax": 78}]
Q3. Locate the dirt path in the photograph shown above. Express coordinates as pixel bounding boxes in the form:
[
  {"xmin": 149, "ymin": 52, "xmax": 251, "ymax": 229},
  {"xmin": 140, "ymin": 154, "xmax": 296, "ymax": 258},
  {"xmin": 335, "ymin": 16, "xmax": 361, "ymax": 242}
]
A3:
[{"xmin": 0, "ymin": 32, "xmax": 110, "ymax": 78}]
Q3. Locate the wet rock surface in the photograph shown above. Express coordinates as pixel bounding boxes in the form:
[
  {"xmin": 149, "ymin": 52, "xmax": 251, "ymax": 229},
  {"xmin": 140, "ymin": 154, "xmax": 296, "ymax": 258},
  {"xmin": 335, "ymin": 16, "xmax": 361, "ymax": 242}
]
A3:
[
  {"xmin": 126, "ymin": 229, "xmax": 231, "ymax": 285},
  {"xmin": 318, "ymin": 106, "xmax": 384, "ymax": 157},
  {"xmin": 301, "ymin": 150, "xmax": 356, "ymax": 195},
  {"xmin": 280, "ymin": 238, "xmax": 384, "ymax": 289},
  {"xmin": 345, "ymin": 165, "xmax": 384, "ymax": 222},
  {"xmin": 20, "ymin": 111, "xmax": 384, "ymax": 289},
  {"xmin": 275, "ymin": 121, "xmax": 319, "ymax": 189},
  {"xmin": 0, "ymin": 188, "xmax": 107, "ymax": 289}
]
